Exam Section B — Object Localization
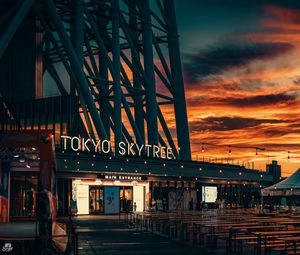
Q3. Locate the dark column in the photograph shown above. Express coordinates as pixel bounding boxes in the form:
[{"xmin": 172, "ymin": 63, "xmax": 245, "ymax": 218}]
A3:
[{"xmin": 164, "ymin": 0, "xmax": 191, "ymax": 160}]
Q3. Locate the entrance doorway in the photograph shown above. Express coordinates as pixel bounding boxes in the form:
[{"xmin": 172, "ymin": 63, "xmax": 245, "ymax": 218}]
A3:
[
  {"xmin": 120, "ymin": 186, "xmax": 133, "ymax": 212},
  {"xmin": 89, "ymin": 186, "xmax": 104, "ymax": 214},
  {"xmin": 10, "ymin": 173, "xmax": 38, "ymax": 218}
]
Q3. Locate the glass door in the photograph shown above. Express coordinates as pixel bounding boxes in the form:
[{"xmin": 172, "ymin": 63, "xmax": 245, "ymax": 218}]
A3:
[
  {"xmin": 89, "ymin": 186, "xmax": 104, "ymax": 214},
  {"xmin": 120, "ymin": 186, "xmax": 133, "ymax": 212},
  {"xmin": 10, "ymin": 174, "xmax": 38, "ymax": 218}
]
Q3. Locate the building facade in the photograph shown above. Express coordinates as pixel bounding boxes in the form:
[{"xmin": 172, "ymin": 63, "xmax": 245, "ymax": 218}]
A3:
[{"xmin": 0, "ymin": 0, "xmax": 277, "ymax": 220}]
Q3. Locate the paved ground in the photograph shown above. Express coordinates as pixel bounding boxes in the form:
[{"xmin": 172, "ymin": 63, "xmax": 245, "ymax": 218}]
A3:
[
  {"xmin": 72, "ymin": 215, "xmax": 205, "ymax": 255},
  {"xmin": 0, "ymin": 221, "xmax": 37, "ymax": 237},
  {"xmin": 0, "ymin": 216, "xmax": 225, "ymax": 254}
]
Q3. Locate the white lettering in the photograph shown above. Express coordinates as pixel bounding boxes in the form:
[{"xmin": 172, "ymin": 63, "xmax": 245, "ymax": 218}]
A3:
[
  {"xmin": 167, "ymin": 148, "xmax": 175, "ymax": 159},
  {"xmin": 136, "ymin": 144, "xmax": 144, "ymax": 156},
  {"xmin": 128, "ymin": 143, "xmax": 135, "ymax": 155},
  {"xmin": 118, "ymin": 141, "xmax": 126, "ymax": 155},
  {"xmin": 61, "ymin": 136, "xmax": 175, "ymax": 159},
  {"xmin": 102, "ymin": 140, "xmax": 111, "ymax": 154},
  {"xmin": 71, "ymin": 137, "xmax": 80, "ymax": 151},
  {"xmin": 153, "ymin": 145, "xmax": 160, "ymax": 158},
  {"xmin": 160, "ymin": 146, "xmax": 166, "ymax": 159},
  {"xmin": 61, "ymin": 135, "xmax": 71, "ymax": 150},
  {"xmin": 145, "ymin": 145, "xmax": 151, "ymax": 157},
  {"xmin": 82, "ymin": 138, "xmax": 90, "ymax": 152}
]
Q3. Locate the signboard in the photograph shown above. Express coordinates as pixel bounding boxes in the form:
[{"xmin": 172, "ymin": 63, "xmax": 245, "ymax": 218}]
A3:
[
  {"xmin": 76, "ymin": 185, "xmax": 89, "ymax": 215},
  {"xmin": 104, "ymin": 187, "xmax": 119, "ymax": 214},
  {"xmin": 0, "ymin": 162, "xmax": 9, "ymax": 222},
  {"xmin": 133, "ymin": 186, "xmax": 144, "ymax": 212},
  {"xmin": 202, "ymin": 186, "xmax": 217, "ymax": 203},
  {"xmin": 61, "ymin": 135, "xmax": 176, "ymax": 159},
  {"xmin": 98, "ymin": 174, "xmax": 147, "ymax": 181}
]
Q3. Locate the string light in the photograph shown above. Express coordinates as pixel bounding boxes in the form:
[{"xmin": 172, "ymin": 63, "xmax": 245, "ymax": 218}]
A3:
[
  {"xmin": 201, "ymin": 143, "xmax": 204, "ymax": 152},
  {"xmin": 228, "ymin": 145, "xmax": 231, "ymax": 156},
  {"xmin": 288, "ymin": 151, "xmax": 290, "ymax": 160}
]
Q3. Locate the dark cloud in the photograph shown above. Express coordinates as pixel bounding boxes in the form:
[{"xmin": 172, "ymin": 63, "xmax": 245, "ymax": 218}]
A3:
[
  {"xmin": 190, "ymin": 116, "xmax": 282, "ymax": 131},
  {"xmin": 263, "ymin": 129, "xmax": 291, "ymax": 137},
  {"xmin": 187, "ymin": 93, "xmax": 297, "ymax": 108},
  {"xmin": 220, "ymin": 93, "xmax": 297, "ymax": 107},
  {"xmin": 184, "ymin": 42, "xmax": 293, "ymax": 83}
]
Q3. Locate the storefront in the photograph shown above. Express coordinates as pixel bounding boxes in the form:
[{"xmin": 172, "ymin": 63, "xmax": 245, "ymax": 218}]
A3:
[{"xmin": 72, "ymin": 176, "xmax": 150, "ymax": 215}]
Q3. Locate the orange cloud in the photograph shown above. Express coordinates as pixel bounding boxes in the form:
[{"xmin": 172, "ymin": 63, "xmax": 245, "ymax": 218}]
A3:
[{"xmin": 179, "ymin": 4, "xmax": 300, "ymax": 176}]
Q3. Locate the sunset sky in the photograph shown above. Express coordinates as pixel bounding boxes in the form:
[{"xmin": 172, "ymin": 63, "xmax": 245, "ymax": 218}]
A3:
[
  {"xmin": 42, "ymin": 1, "xmax": 300, "ymax": 176},
  {"xmin": 175, "ymin": 0, "xmax": 300, "ymax": 176}
]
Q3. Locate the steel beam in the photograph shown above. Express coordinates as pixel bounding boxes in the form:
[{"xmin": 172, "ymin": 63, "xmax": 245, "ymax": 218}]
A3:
[
  {"xmin": 111, "ymin": 0, "xmax": 122, "ymax": 155},
  {"xmin": 70, "ymin": 0, "xmax": 84, "ymax": 96},
  {"xmin": 129, "ymin": 1, "xmax": 145, "ymax": 143},
  {"xmin": 164, "ymin": 0, "xmax": 191, "ymax": 160},
  {"xmin": 141, "ymin": 0, "xmax": 158, "ymax": 145},
  {"xmin": 84, "ymin": 5, "xmax": 144, "ymax": 145},
  {"xmin": 44, "ymin": 0, "xmax": 108, "ymax": 140},
  {"xmin": 0, "ymin": 0, "xmax": 34, "ymax": 60}
]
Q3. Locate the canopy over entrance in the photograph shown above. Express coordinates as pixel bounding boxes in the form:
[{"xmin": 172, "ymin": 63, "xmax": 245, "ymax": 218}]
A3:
[{"xmin": 262, "ymin": 169, "xmax": 300, "ymax": 196}]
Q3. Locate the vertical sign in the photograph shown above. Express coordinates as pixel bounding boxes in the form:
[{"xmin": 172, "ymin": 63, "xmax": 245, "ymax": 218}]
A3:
[
  {"xmin": 76, "ymin": 185, "xmax": 89, "ymax": 215},
  {"xmin": 202, "ymin": 186, "xmax": 217, "ymax": 203},
  {"xmin": 133, "ymin": 186, "xmax": 144, "ymax": 212},
  {"xmin": 0, "ymin": 162, "xmax": 10, "ymax": 222},
  {"xmin": 104, "ymin": 187, "xmax": 119, "ymax": 214}
]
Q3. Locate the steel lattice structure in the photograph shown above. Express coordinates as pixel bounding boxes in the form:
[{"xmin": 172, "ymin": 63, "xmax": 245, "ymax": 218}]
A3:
[{"xmin": 0, "ymin": 0, "xmax": 191, "ymax": 160}]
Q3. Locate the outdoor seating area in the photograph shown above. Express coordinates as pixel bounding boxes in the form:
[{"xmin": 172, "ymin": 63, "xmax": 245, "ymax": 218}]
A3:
[{"xmin": 125, "ymin": 209, "xmax": 300, "ymax": 255}]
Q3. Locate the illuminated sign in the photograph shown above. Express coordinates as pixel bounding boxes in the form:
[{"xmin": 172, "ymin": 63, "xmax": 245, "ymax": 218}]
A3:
[
  {"xmin": 61, "ymin": 135, "xmax": 176, "ymax": 159},
  {"xmin": 98, "ymin": 174, "xmax": 146, "ymax": 181},
  {"xmin": 202, "ymin": 186, "xmax": 217, "ymax": 203}
]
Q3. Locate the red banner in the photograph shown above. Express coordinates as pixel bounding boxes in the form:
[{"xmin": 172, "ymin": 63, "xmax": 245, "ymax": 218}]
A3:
[{"xmin": 0, "ymin": 196, "xmax": 9, "ymax": 223}]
